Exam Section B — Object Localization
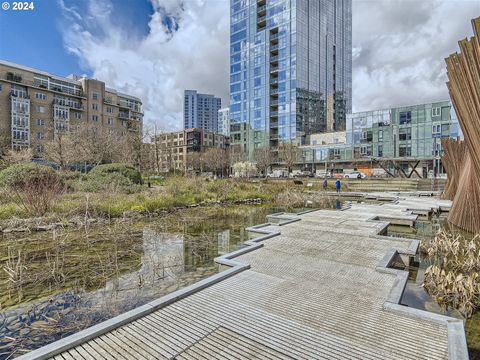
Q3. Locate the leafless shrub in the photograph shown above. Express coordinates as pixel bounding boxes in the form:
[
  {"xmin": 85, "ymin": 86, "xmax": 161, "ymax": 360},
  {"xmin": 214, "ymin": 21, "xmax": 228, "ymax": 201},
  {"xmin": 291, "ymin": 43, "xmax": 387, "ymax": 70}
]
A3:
[{"xmin": 423, "ymin": 266, "xmax": 479, "ymax": 318}]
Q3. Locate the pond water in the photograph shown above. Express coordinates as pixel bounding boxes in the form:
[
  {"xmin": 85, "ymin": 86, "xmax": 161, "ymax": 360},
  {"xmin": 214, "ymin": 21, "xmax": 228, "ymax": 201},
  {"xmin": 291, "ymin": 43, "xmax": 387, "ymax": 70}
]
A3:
[
  {"xmin": 0, "ymin": 204, "xmax": 324, "ymax": 359},
  {"xmin": 387, "ymin": 214, "xmax": 480, "ymax": 358},
  {"xmin": 3, "ymin": 200, "xmax": 477, "ymax": 359}
]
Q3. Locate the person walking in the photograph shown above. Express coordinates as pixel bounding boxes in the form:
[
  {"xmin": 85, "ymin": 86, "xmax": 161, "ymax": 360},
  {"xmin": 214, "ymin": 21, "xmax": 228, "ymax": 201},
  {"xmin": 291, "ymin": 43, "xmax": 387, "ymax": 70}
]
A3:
[
  {"xmin": 323, "ymin": 178, "xmax": 328, "ymax": 191},
  {"xmin": 335, "ymin": 179, "xmax": 341, "ymax": 193}
]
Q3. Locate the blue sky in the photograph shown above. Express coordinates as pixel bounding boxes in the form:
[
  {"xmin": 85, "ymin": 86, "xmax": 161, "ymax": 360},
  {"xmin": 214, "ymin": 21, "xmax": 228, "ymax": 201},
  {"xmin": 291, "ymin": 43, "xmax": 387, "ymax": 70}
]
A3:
[
  {"xmin": 1, "ymin": 0, "xmax": 479, "ymax": 129},
  {"xmin": 0, "ymin": 0, "xmax": 154, "ymax": 77}
]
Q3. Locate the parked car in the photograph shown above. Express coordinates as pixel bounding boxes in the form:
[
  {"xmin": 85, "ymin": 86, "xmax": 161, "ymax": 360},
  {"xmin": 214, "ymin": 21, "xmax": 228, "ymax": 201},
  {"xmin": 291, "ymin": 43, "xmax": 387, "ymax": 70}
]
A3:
[
  {"xmin": 344, "ymin": 171, "xmax": 367, "ymax": 179},
  {"xmin": 267, "ymin": 170, "xmax": 289, "ymax": 178},
  {"xmin": 293, "ymin": 171, "xmax": 314, "ymax": 178},
  {"xmin": 315, "ymin": 170, "xmax": 333, "ymax": 178}
]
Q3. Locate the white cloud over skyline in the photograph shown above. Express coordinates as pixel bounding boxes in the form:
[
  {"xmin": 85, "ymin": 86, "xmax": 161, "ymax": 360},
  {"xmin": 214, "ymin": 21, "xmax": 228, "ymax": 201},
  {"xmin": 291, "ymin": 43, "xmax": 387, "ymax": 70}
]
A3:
[{"xmin": 59, "ymin": 0, "xmax": 480, "ymax": 130}]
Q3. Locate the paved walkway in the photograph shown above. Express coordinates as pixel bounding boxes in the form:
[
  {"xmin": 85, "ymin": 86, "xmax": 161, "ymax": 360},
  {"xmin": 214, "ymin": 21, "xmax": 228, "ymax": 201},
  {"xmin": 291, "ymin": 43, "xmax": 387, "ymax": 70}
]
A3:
[{"xmin": 21, "ymin": 195, "xmax": 467, "ymax": 360}]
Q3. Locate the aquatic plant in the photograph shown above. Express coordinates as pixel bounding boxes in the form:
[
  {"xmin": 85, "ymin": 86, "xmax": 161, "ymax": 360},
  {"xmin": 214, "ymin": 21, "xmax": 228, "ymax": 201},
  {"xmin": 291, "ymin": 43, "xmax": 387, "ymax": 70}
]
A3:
[
  {"xmin": 420, "ymin": 230, "xmax": 480, "ymax": 273},
  {"xmin": 423, "ymin": 265, "xmax": 480, "ymax": 318}
]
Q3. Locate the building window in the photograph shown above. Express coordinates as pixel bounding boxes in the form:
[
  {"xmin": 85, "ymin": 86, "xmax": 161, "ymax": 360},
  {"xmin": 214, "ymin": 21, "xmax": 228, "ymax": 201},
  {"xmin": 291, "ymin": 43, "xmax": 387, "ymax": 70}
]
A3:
[
  {"xmin": 92, "ymin": 103, "xmax": 98, "ymax": 110},
  {"xmin": 399, "ymin": 145, "xmax": 411, "ymax": 157},
  {"xmin": 105, "ymin": 96, "xmax": 112, "ymax": 104},
  {"xmin": 35, "ymin": 92, "xmax": 46, "ymax": 100},
  {"xmin": 106, "ymin": 107, "xmax": 112, "ymax": 113},
  {"xmin": 378, "ymin": 130, "xmax": 383, "ymax": 141},
  {"xmin": 92, "ymin": 92, "xmax": 98, "ymax": 100},
  {"xmin": 36, "ymin": 118, "xmax": 45, "ymax": 126},
  {"xmin": 441, "ymin": 124, "xmax": 450, "ymax": 137},
  {"xmin": 360, "ymin": 146, "xmax": 372, "ymax": 156},
  {"xmin": 92, "ymin": 115, "xmax": 99, "ymax": 122},
  {"xmin": 399, "ymin": 128, "xmax": 411, "ymax": 141},
  {"xmin": 36, "ymin": 105, "xmax": 45, "ymax": 113},
  {"xmin": 399, "ymin": 111, "xmax": 411, "ymax": 125},
  {"xmin": 74, "ymin": 112, "xmax": 82, "ymax": 120},
  {"xmin": 107, "ymin": 117, "xmax": 113, "ymax": 125},
  {"xmin": 432, "ymin": 107, "xmax": 441, "ymax": 117},
  {"xmin": 36, "ymin": 145, "xmax": 44, "ymax": 153},
  {"xmin": 432, "ymin": 124, "xmax": 441, "ymax": 136},
  {"xmin": 37, "ymin": 132, "xmax": 44, "ymax": 140},
  {"xmin": 0, "ymin": 84, "xmax": 2, "ymax": 91},
  {"xmin": 378, "ymin": 145, "xmax": 383, "ymax": 157}
]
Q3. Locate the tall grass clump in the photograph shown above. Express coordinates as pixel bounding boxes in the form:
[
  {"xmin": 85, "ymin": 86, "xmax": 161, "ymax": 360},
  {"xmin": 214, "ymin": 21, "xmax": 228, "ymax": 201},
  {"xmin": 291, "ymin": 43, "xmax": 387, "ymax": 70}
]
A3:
[
  {"xmin": 421, "ymin": 230, "xmax": 480, "ymax": 317},
  {"xmin": 0, "ymin": 163, "xmax": 66, "ymax": 216}
]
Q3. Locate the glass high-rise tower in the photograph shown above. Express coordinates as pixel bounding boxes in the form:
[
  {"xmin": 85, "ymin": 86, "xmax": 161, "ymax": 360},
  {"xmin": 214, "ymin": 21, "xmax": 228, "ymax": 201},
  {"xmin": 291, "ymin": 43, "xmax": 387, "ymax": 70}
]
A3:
[{"xmin": 229, "ymin": 0, "xmax": 352, "ymax": 156}]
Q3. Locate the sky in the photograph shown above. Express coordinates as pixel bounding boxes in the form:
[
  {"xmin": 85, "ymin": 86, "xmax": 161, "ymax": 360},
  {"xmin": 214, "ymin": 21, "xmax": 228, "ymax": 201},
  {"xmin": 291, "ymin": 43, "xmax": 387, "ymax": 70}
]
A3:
[{"xmin": 0, "ymin": 0, "xmax": 479, "ymax": 130}]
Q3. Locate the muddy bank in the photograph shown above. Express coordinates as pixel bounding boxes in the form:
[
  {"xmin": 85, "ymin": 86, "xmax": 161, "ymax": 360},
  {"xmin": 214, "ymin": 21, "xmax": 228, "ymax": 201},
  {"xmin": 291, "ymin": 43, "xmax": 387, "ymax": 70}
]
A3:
[{"xmin": 0, "ymin": 198, "xmax": 264, "ymax": 234}]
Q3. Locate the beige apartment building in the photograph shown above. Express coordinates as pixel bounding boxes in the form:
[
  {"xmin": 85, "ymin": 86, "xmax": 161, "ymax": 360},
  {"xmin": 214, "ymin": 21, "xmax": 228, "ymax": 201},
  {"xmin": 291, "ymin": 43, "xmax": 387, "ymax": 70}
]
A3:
[
  {"xmin": 152, "ymin": 128, "xmax": 229, "ymax": 172},
  {"xmin": 0, "ymin": 60, "xmax": 143, "ymax": 158}
]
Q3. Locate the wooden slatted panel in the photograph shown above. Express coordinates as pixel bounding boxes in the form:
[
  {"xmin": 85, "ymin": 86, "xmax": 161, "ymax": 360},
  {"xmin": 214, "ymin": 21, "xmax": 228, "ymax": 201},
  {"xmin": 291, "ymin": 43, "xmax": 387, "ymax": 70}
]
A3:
[{"xmin": 445, "ymin": 17, "xmax": 480, "ymax": 232}]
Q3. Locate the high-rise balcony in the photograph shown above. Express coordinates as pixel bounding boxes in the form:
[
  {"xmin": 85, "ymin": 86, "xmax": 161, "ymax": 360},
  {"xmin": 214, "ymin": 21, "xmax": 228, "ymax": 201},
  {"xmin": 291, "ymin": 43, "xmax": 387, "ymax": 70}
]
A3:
[
  {"xmin": 269, "ymin": 78, "xmax": 279, "ymax": 85},
  {"xmin": 270, "ymin": 55, "xmax": 279, "ymax": 63},
  {"xmin": 270, "ymin": 99, "xmax": 279, "ymax": 106},
  {"xmin": 270, "ymin": 88, "xmax": 279, "ymax": 96},
  {"xmin": 270, "ymin": 110, "xmax": 279, "ymax": 117},
  {"xmin": 269, "ymin": 120, "xmax": 279, "ymax": 128},
  {"xmin": 270, "ymin": 65, "xmax": 279, "ymax": 73},
  {"xmin": 257, "ymin": 4, "xmax": 266, "ymax": 15},
  {"xmin": 270, "ymin": 44, "xmax": 279, "ymax": 54}
]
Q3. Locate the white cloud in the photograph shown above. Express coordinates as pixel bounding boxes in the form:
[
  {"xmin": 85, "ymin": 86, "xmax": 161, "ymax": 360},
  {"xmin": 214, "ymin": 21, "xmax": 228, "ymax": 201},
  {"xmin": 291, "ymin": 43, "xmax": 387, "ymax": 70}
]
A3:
[
  {"xmin": 59, "ymin": 0, "xmax": 479, "ymax": 129},
  {"xmin": 60, "ymin": 0, "xmax": 229, "ymax": 131},
  {"xmin": 352, "ymin": 0, "xmax": 480, "ymax": 111}
]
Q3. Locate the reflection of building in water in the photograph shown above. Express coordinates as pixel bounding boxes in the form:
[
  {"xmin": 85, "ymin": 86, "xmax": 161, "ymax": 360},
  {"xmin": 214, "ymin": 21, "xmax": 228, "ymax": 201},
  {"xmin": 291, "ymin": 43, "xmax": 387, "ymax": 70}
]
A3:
[
  {"xmin": 183, "ymin": 233, "xmax": 219, "ymax": 271},
  {"xmin": 102, "ymin": 229, "xmax": 185, "ymax": 294},
  {"xmin": 217, "ymin": 229, "xmax": 231, "ymax": 256}
]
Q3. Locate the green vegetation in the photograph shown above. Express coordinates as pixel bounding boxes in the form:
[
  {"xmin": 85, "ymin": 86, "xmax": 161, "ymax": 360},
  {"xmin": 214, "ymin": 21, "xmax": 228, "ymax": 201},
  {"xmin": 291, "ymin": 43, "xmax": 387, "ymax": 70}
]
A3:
[
  {"xmin": 0, "ymin": 163, "xmax": 66, "ymax": 216},
  {"xmin": 0, "ymin": 162, "xmax": 340, "ymax": 224}
]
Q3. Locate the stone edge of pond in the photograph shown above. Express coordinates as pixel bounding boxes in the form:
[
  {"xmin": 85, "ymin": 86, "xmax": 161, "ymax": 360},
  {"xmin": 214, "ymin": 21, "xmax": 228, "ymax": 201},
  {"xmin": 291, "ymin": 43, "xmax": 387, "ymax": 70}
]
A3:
[
  {"xmin": 15, "ymin": 207, "xmax": 469, "ymax": 360},
  {"xmin": 375, "ymin": 243, "xmax": 469, "ymax": 360}
]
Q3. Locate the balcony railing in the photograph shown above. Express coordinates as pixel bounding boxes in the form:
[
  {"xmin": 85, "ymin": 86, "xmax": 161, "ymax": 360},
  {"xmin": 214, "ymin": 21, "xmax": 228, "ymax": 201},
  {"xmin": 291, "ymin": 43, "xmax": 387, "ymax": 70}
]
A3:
[
  {"xmin": 257, "ymin": 15, "xmax": 266, "ymax": 23},
  {"xmin": 270, "ymin": 44, "xmax": 279, "ymax": 52},
  {"xmin": 270, "ymin": 111, "xmax": 279, "ymax": 117},
  {"xmin": 269, "ymin": 78, "xmax": 279, "ymax": 85},
  {"xmin": 257, "ymin": 4, "xmax": 266, "ymax": 14},
  {"xmin": 270, "ymin": 99, "xmax": 279, "ymax": 106},
  {"xmin": 270, "ymin": 32, "xmax": 280, "ymax": 41},
  {"xmin": 270, "ymin": 55, "xmax": 279, "ymax": 63},
  {"xmin": 270, "ymin": 88, "xmax": 279, "ymax": 95},
  {"xmin": 10, "ymin": 91, "xmax": 30, "ymax": 99}
]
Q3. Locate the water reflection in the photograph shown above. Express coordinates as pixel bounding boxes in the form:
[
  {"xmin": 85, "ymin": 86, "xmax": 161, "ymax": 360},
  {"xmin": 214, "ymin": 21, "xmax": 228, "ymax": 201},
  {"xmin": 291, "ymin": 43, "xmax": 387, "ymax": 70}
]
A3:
[
  {"xmin": 0, "ymin": 206, "xmax": 278, "ymax": 359},
  {"xmin": 388, "ymin": 214, "xmax": 479, "ymax": 356}
]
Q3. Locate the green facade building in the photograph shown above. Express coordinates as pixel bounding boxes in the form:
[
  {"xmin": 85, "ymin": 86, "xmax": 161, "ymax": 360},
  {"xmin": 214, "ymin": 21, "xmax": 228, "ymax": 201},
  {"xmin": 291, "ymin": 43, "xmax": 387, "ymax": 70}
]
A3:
[{"xmin": 302, "ymin": 101, "xmax": 462, "ymax": 177}]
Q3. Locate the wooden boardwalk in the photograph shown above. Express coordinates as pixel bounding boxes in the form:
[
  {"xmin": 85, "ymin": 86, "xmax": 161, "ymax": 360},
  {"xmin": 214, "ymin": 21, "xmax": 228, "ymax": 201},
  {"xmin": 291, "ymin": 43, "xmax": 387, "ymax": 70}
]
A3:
[{"xmin": 20, "ymin": 195, "xmax": 468, "ymax": 360}]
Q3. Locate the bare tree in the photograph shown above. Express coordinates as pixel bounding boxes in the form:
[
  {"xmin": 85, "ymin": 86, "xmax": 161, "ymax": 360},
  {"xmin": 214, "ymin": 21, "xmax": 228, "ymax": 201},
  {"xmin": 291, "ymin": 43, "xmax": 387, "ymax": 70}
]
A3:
[
  {"xmin": 203, "ymin": 148, "xmax": 227, "ymax": 177},
  {"xmin": 44, "ymin": 131, "xmax": 74, "ymax": 169},
  {"xmin": 3, "ymin": 148, "xmax": 33, "ymax": 164},
  {"xmin": 253, "ymin": 147, "xmax": 274, "ymax": 177},
  {"xmin": 187, "ymin": 151, "xmax": 205, "ymax": 174},
  {"xmin": 228, "ymin": 146, "xmax": 247, "ymax": 168},
  {"xmin": 278, "ymin": 142, "xmax": 301, "ymax": 173}
]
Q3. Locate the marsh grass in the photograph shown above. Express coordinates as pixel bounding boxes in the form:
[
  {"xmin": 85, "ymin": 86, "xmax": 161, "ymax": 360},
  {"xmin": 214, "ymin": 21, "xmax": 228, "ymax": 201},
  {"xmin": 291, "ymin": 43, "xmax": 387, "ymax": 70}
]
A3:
[
  {"xmin": 0, "ymin": 177, "xmax": 334, "ymax": 224},
  {"xmin": 421, "ymin": 230, "xmax": 480, "ymax": 318}
]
